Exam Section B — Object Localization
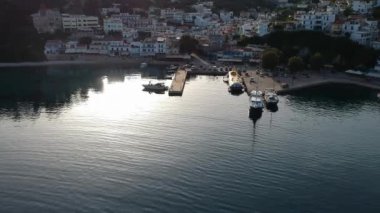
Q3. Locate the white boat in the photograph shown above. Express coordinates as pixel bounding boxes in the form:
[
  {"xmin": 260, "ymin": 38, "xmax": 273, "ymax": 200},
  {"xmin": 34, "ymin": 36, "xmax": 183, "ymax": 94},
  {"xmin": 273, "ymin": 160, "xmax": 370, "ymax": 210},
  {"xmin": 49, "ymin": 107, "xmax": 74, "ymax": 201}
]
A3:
[
  {"xmin": 250, "ymin": 90, "xmax": 264, "ymax": 110},
  {"xmin": 264, "ymin": 88, "xmax": 279, "ymax": 106},
  {"xmin": 228, "ymin": 68, "xmax": 244, "ymax": 93},
  {"xmin": 142, "ymin": 82, "xmax": 168, "ymax": 92},
  {"xmin": 140, "ymin": 62, "xmax": 148, "ymax": 68}
]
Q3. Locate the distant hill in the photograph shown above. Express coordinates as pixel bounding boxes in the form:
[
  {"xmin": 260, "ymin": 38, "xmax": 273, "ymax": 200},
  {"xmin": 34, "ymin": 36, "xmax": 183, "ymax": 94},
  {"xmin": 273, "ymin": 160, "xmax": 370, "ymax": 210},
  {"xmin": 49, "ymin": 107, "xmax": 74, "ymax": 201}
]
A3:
[{"xmin": 0, "ymin": 0, "xmax": 45, "ymax": 62}]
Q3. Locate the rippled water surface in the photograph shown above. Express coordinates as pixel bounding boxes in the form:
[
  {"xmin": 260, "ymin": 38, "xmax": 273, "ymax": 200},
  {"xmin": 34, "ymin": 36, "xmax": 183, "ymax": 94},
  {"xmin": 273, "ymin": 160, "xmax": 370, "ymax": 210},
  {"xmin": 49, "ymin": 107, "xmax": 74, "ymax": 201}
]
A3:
[{"xmin": 0, "ymin": 66, "xmax": 380, "ymax": 212}]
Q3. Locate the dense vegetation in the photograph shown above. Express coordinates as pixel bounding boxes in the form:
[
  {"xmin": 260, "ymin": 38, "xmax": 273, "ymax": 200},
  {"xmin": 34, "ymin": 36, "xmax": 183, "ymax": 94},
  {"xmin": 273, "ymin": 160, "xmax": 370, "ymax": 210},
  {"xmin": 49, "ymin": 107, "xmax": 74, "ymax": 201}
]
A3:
[
  {"xmin": 179, "ymin": 35, "xmax": 199, "ymax": 54},
  {"xmin": 239, "ymin": 31, "xmax": 378, "ymax": 70},
  {"xmin": 0, "ymin": 0, "xmax": 46, "ymax": 62}
]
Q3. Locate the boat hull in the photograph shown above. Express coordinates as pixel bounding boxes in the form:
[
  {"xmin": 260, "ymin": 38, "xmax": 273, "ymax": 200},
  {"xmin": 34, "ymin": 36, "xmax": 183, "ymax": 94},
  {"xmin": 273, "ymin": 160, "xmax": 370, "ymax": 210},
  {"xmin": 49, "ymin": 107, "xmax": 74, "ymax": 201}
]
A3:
[{"xmin": 228, "ymin": 70, "xmax": 244, "ymax": 93}]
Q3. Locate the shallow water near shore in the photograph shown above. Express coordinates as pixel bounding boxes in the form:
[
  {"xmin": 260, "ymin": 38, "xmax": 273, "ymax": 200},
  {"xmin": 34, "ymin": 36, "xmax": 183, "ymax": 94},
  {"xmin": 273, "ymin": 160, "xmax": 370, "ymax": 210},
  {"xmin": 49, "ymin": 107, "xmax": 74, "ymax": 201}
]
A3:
[{"xmin": 0, "ymin": 66, "xmax": 380, "ymax": 212}]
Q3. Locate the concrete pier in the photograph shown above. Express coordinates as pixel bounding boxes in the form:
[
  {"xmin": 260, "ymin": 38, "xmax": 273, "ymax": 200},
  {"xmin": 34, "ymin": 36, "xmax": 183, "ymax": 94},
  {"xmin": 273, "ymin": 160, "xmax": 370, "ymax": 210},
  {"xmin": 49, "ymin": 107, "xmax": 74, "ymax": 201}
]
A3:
[
  {"xmin": 242, "ymin": 69, "xmax": 380, "ymax": 95},
  {"xmin": 242, "ymin": 71, "xmax": 282, "ymax": 94},
  {"xmin": 169, "ymin": 70, "xmax": 188, "ymax": 96}
]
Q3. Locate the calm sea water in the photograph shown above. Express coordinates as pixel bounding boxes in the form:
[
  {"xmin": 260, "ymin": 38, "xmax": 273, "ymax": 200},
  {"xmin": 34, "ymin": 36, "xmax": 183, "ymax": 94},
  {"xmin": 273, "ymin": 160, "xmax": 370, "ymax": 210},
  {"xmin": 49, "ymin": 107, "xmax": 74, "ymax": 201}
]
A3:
[{"xmin": 0, "ymin": 65, "xmax": 380, "ymax": 213}]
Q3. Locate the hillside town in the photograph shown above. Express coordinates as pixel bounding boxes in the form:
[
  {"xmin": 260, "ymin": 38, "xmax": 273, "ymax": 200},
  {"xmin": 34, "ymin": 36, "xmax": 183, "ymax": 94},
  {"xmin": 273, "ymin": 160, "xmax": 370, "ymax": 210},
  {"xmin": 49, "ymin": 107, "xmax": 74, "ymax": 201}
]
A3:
[{"xmin": 32, "ymin": 0, "xmax": 380, "ymax": 64}]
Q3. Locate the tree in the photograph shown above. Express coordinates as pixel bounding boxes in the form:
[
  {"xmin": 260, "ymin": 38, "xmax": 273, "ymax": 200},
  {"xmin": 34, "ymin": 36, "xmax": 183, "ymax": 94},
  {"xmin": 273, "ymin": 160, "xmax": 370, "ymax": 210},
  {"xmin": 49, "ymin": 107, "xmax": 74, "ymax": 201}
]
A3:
[
  {"xmin": 0, "ymin": 0, "xmax": 45, "ymax": 62},
  {"xmin": 179, "ymin": 35, "xmax": 199, "ymax": 54},
  {"xmin": 309, "ymin": 52, "xmax": 324, "ymax": 71},
  {"xmin": 343, "ymin": 7, "xmax": 354, "ymax": 17},
  {"xmin": 373, "ymin": 7, "xmax": 380, "ymax": 19},
  {"xmin": 262, "ymin": 50, "xmax": 279, "ymax": 70},
  {"xmin": 288, "ymin": 56, "xmax": 304, "ymax": 73}
]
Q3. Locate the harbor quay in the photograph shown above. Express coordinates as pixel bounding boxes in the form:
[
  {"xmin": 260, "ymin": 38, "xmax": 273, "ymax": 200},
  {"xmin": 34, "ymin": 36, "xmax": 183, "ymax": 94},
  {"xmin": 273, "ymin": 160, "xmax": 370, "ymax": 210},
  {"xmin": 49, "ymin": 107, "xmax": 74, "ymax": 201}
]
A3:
[
  {"xmin": 169, "ymin": 70, "xmax": 188, "ymax": 96},
  {"xmin": 241, "ymin": 69, "xmax": 380, "ymax": 95}
]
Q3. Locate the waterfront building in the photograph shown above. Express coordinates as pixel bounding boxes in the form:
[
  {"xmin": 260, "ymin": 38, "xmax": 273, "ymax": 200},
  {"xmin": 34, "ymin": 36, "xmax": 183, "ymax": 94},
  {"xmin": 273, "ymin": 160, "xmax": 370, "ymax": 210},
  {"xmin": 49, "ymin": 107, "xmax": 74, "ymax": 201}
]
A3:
[
  {"xmin": 31, "ymin": 5, "xmax": 62, "ymax": 34},
  {"xmin": 44, "ymin": 40, "xmax": 65, "ymax": 55},
  {"xmin": 62, "ymin": 14, "xmax": 99, "ymax": 31},
  {"xmin": 129, "ymin": 37, "xmax": 168, "ymax": 57}
]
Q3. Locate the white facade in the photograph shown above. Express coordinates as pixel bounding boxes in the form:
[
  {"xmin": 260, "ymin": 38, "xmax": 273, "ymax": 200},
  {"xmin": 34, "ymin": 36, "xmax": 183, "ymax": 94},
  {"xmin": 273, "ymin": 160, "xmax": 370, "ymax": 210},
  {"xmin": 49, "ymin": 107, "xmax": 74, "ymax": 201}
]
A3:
[
  {"xmin": 44, "ymin": 40, "xmax": 65, "ymax": 54},
  {"xmin": 129, "ymin": 38, "xmax": 168, "ymax": 56},
  {"xmin": 256, "ymin": 21, "xmax": 270, "ymax": 36},
  {"xmin": 296, "ymin": 11, "xmax": 335, "ymax": 31},
  {"xmin": 103, "ymin": 17, "xmax": 123, "ymax": 33},
  {"xmin": 62, "ymin": 14, "xmax": 99, "ymax": 31},
  {"xmin": 352, "ymin": 1, "xmax": 374, "ymax": 14},
  {"xmin": 239, "ymin": 23, "xmax": 255, "ymax": 37},
  {"xmin": 220, "ymin": 11, "xmax": 234, "ymax": 22},
  {"xmin": 161, "ymin": 9, "xmax": 184, "ymax": 23},
  {"xmin": 101, "ymin": 3, "xmax": 121, "ymax": 16},
  {"xmin": 122, "ymin": 28, "xmax": 138, "ymax": 42},
  {"xmin": 31, "ymin": 8, "xmax": 62, "ymax": 34},
  {"xmin": 342, "ymin": 19, "xmax": 378, "ymax": 46}
]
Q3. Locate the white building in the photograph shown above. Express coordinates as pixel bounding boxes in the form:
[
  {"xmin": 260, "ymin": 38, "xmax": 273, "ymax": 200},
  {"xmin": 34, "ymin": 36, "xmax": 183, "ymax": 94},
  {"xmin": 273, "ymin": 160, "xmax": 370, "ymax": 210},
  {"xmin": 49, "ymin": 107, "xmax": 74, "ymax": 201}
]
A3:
[
  {"xmin": 296, "ymin": 11, "xmax": 335, "ymax": 31},
  {"xmin": 239, "ymin": 23, "xmax": 255, "ymax": 37},
  {"xmin": 352, "ymin": 0, "xmax": 374, "ymax": 14},
  {"xmin": 62, "ymin": 14, "xmax": 99, "ymax": 31},
  {"xmin": 44, "ymin": 40, "xmax": 65, "ymax": 54},
  {"xmin": 129, "ymin": 37, "xmax": 168, "ymax": 57},
  {"xmin": 256, "ymin": 21, "xmax": 270, "ymax": 36},
  {"xmin": 161, "ymin": 9, "xmax": 184, "ymax": 23},
  {"xmin": 103, "ymin": 17, "xmax": 123, "ymax": 33},
  {"xmin": 343, "ymin": 19, "xmax": 378, "ymax": 46},
  {"xmin": 101, "ymin": 3, "xmax": 121, "ymax": 16},
  {"xmin": 220, "ymin": 11, "xmax": 234, "ymax": 22},
  {"xmin": 31, "ymin": 7, "xmax": 62, "ymax": 34},
  {"xmin": 122, "ymin": 28, "xmax": 138, "ymax": 42}
]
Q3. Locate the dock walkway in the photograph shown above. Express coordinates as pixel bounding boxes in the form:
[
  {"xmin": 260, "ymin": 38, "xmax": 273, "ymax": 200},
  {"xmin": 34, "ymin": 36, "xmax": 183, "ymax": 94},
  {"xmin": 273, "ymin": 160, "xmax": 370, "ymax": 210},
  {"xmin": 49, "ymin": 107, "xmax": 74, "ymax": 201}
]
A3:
[
  {"xmin": 242, "ymin": 69, "xmax": 380, "ymax": 95},
  {"xmin": 169, "ymin": 70, "xmax": 188, "ymax": 96},
  {"xmin": 242, "ymin": 71, "xmax": 282, "ymax": 94}
]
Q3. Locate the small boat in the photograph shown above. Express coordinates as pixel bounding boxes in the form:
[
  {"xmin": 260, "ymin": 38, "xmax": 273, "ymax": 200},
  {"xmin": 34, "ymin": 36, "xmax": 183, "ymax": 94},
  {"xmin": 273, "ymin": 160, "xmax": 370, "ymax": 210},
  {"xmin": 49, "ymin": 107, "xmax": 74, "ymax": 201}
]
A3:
[
  {"xmin": 228, "ymin": 68, "xmax": 244, "ymax": 93},
  {"xmin": 142, "ymin": 81, "xmax": 168, "ymax": 92},
  {"xmin": 264, "ymin": 88, "xmax": 279, "ymax": 106},
  {"xmin": 140, "ymin": 62, "xmax": 148, "ymax": 68},
  {"xmin": 377, "ymin": 92, "xmax": 380, "ymax": 99},
  {"xmin": 250, "ymin": 90, "xmax": 264, "ymax": 111}
]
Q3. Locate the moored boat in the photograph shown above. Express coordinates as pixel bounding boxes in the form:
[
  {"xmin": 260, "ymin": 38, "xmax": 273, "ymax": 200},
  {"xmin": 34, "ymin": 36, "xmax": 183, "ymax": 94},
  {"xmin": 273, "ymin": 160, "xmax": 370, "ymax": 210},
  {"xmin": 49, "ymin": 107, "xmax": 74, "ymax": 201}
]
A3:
[
  {"xmin": 264, "ymin": 88, "xmax": 279, "ymax": 107},
  {"xmin": 142, "ymin": 81, "xmax": 168, "ymax": 92},
  {"xmin": 228, "ymin": 68, "xmax": 244, "ymax": 93},
  {"xmin": 250, "ymin": 90, "xmax": 264, "ymax": 111}
]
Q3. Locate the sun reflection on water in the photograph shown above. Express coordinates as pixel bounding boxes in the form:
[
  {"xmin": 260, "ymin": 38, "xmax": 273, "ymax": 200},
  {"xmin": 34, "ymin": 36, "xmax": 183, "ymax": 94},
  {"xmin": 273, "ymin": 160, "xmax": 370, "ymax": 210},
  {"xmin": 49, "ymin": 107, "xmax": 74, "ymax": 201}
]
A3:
[{"xmin": 71, "ymin": 74, "xmax": 170, "ymax": 121}]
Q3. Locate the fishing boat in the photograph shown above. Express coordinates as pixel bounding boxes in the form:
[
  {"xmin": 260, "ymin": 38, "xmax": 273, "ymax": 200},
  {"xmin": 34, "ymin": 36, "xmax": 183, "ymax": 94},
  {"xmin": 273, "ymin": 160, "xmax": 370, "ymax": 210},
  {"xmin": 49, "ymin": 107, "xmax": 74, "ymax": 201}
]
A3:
[
  {"xmin": 142, "ymin": 81, "xmax": 168, "ymax": 92},
  {"xmin": 249, "ymin": 90, "xmax": 264, "ymax": 111},
  {"xmin": 228, "ymin": 68, "xmax": 244, "ymax": 93},
  {"xmin": 264, "ymin": 88, "xmax": 279, "ymax": 107}
]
